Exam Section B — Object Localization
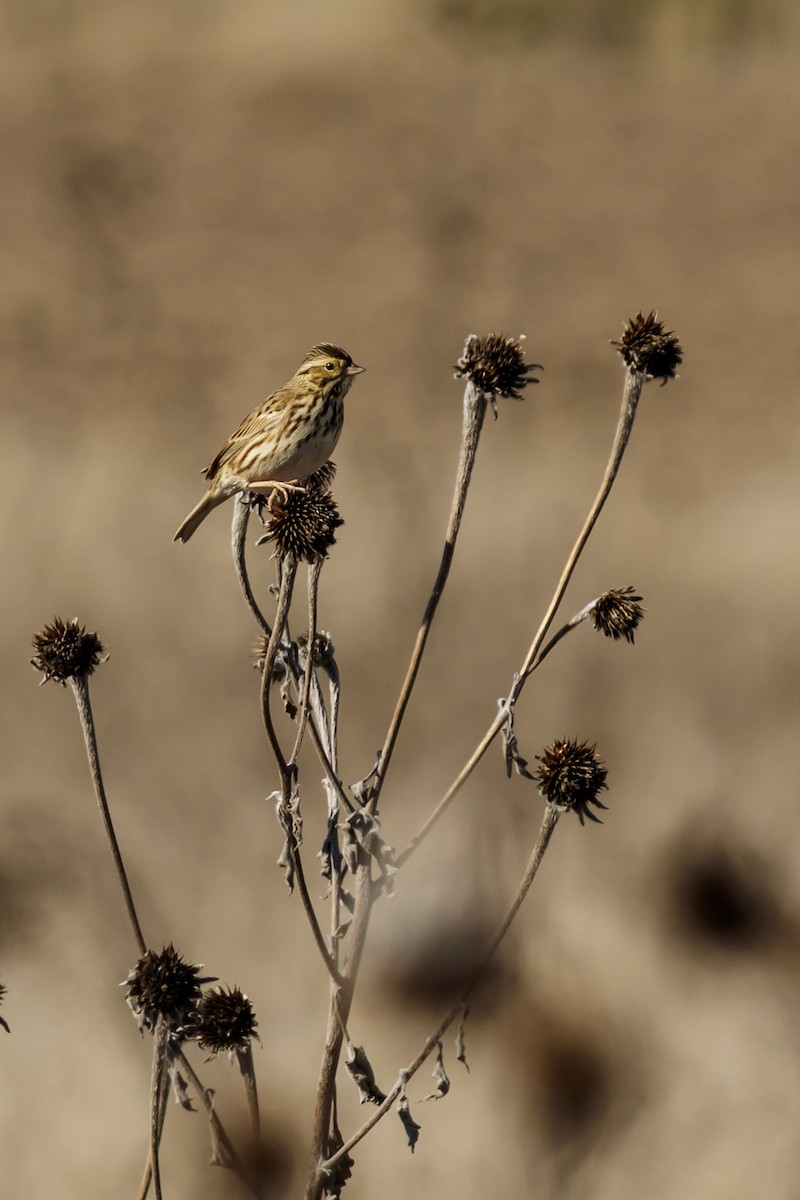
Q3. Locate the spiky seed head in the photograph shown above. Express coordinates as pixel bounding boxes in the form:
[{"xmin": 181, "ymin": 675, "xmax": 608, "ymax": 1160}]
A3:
[
  {"xmin": 592, "ymin": 587, "xmax": 645, "ymax": 644},
  {"xmin": 189, "ymin": 985, "xmax": 259, "ymax": 1054},
  {"xmin": 123, "ymin": 944, "xmax": 213, "ymax": 1034},
  {"xmin": 296, "ymin": 631, "xmax": 335, "ymax": 669},
  {"xmin": 454, "ymin": 333, "xmax": 541, "ymax": 399},
  {"xmin": 535, "ymin": 739, "xmax": 609, "ymax": 825},
  {"xmin": 252, "ymin": 635, "xmax": 289, "ymax": 678},
  {"xmin": 264, "ymin": 484, "xmax": 343, "ymax": 563},
  {"xmin": 611, "ymin": 312, "xmax": 683, "ymax": 383},
  {"xmin": 31, "ymin": 617, "xmax": 105, "ymax": 685}
]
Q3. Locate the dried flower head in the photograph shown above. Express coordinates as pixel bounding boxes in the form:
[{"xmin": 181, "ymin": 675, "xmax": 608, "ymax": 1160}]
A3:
[
  {"xmin": 535, "ymin": 739, "xmax": 609, "ymax": 825},
  {"xmin": 31, "ymin": 617, "xmax": 105, "ymax": 685},
  {"xmin": 262, "ymin": 485, "xmax": 343, "ymax": 563},
  {"xmin": 591, "ymin": 587, "xmax": 645, "ymax": 644},
  {"xmin": 252, "ymin": 634, "xmax": 288, "ymax": 677},
  {"xmin": 189, "ymin": 985, "xmax": 259, "ymax": 1054},
  {"xmin": 123, "ymin": 944, "xmax": 213, "ymax": 1034},
  {"xmin": 454, "ymin": 333, "xmax": 541, "ymax": 399},
  {"xmin": 297, "ymin": 631, "xmax": 335, "ymax": 670},
  {"xmin": 611, "ymin": 311, "xmax": 683, "ymax": 383},
  {"xmin": 306, "ymin": 459, "xmax": 337, "ymax": 492}
]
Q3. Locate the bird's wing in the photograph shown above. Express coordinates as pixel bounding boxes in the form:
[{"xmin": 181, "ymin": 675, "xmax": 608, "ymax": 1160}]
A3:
[{"xmin": 202, "ymin": 391, "xmax": 286, "ymax": 479}]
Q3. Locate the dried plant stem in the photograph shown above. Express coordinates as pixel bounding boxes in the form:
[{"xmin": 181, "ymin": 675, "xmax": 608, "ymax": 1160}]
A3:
[
  {"xmin": 259, "ymin": 556, "xmax": 342, "ymax": 986},
  {"xmin": 136, "ymin": 1066, "xmax": 170, "ymax": 1200},
  {"xmin": 236, "ymin": 1044, "xmax": 261, "ymax": 1144},
  {"xmin": 321, "ymin": 804, "xmax": 562, "ymax": 1176},
  {"xmin": 292, "ymin": 838, "xmax": 344, "ymax": 988},
  {"xmin": 305, "ymin": 382, "xmax": 491, "ymax": 1193},
  {"xmin": 69, "ymin": 676, "xmax": 146, "ymax": 954},
  {"xmin": 289, "ymin": 560, "xmax": 322, "ymax": 767},
  {"xmin": 169, "ymin": 1044, "xmax": 261, "ymax": 1197},
  {"xmin": 398, "ymin": 367, "xmax": 645, "ymax": 864},
  {"xmin": 370, "ymin": 381, "xmax": 488, "ymax": 809},
  {"xmin": 529, "ymin": 597, "xmax": 599, "ymax": 671},
  {"xmin": 232, "ymin": 495, "xmax": 272, "ymax": 638},
  {"xmin": 516, "ymin": 366, "xmax": 644, "ymax": 678},
  {"xmin": 149, "ymin": 1019, "xmax": 168, "ymax": 1200},
  {"xmin": 259, "ymin": 556, "xmax": 297, "ymax": 775},
  {"xmin": 237, "ymin": 500, "xmax": 351, "ymax": 816},
  {"xmin": 305, "ymin": 856, "xmax": 373, "ymax": 1200}
]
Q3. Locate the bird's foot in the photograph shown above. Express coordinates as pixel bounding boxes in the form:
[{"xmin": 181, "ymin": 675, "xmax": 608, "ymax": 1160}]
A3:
[{"xmin": 249, "ymin": 480, "xmax": 307, "ymax": 512}]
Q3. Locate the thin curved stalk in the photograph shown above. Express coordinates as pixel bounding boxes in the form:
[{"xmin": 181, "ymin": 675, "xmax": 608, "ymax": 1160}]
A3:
[
  {"xmin": 136, "ymin": 1060, "xmax": 170, "ymax": 1200},
  {"xmin": 169, "ymin": 1043, "xmax": 260, "ymax": 1196},
  {"xmin": 232, "ymin": 495, "xmax": 272, "ymax": 638},
  {"xmin": 369, "ymin": 381, "xmax": 488, "ymax": 811},
  {"xmin": 259, "ymin": 557, "xmax": 297, "ymax": 775},
  {"xmin": 304, "ymin": 853, "xmax": 373, "ymax": 1200},
  {"xmin": 397, "ymin": 366, "xmax": 645, "ymax": 865},
  {"xmin": 149, "ymin": 1018, "xmax": 168, "ymax": 1200},
  {"xmin": 70, "ymin": 677, "xmax": 146, "ymax": 954},
  {"xmin": 236, "ymin": 1043, "xmax": 261, "ymax": 1144},
  {"xmin": 289, "ymin": 560, "xmax": 322, "ymax": 768},
  {"xmin": 320, "ymin": 804, "xmax": 562, "ymax": 1176}
]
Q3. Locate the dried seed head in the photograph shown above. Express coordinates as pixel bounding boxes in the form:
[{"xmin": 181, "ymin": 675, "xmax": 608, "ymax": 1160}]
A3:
[
  {"xmin": 297, "ymin": 631, "xmax": 335, "ymax": 670},
  {"xmin": 611, "ymin": 311, "xmax": 683, "ymax": 383},
  {"xmin": 251, "ymin": 635, "xmax": 288, "ymax": 678},
  {"xmin": 454, "ymin": 333, "xmax": 541, "ymax": 399},
  {"xmin": 31, "ymin": 617, "xmax": 105, "ymax": 685},
  {"xmin": 535, "ymin": 739, "xmax": 609, "ymax": 825},
  {"xmin": 0, "ymin": 982, "xmax": 8, "ymax": 1033},
  {"xmin": 307, "ymin": 459, "xmax": 337, "ymax": 492},
  {"xmin": 189, "ymin": 985, "xmax": 259, "ymax": 1054},
  {"xmin": 123, "ymin": 944, "xmax": 212, "ymax": 1034},
  {"xmin": 264, "ymin": 486, "xmax": 343, "ymax": 563},
  {"xmin": 591, "ymin": 587, "xmax": 645, "ymax": 644}
]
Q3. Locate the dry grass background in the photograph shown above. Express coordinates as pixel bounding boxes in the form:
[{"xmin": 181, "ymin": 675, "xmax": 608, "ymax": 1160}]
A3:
[{"xmin": 2, "ymin": 1, "xmax": 800, "ymax": 1196}]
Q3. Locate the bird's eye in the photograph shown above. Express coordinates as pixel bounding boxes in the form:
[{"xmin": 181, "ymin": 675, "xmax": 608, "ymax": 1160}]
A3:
[{"xmin": 325, "ymin": 361, "xmax": 335, "ymax": 371}]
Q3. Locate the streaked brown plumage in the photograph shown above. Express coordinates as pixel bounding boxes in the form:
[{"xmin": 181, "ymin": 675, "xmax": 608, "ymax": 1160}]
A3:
[{"xmin": 174, "ymin": 343, "xmax": 364, "ymax": 543}]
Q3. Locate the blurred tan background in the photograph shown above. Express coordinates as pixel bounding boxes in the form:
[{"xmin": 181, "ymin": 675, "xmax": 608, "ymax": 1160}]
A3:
[{"xmin": 3, "ymin": 1, "xmax": 800, "ymax": 1196}]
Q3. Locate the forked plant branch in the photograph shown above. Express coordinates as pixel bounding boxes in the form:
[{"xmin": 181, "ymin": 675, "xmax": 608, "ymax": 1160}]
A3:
[
  {"xmin": 396, "ymin": 365, "xmax": 646, "ymax": 866},
  {"xmin": 320, "ymin": 803, "xmax": 562, "ymax": 1176}
]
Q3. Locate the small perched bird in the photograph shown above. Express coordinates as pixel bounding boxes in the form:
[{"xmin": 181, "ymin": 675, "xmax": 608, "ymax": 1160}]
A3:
[{"xmin": 174, "ymin": 343, "xmax": 364, "ymax": 543}]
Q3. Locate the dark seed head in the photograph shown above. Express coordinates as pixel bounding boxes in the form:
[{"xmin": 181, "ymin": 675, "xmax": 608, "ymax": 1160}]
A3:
[
  {"xmin": 591, "ymin": 587, "xmax": 645, "ymax": 644},
  {"xmin": 123, "ymin": 944, "xmax": 212, "ymax": 1034},
  {"xmin": 31, "ymin": 617, "xmax": 105, "ymax": 685},
  {"xmin": 611, "ymin": 312, "xmax": 682, "ymax": 383},
  {"xmin": 535, "ymin": 739, "xmax": 609, "ymax": 825},
  {"xmin": 264, "ymin": 483, "xmax": 343, "ymax": 563},
  {"xmin": 454, "ymin": 333, "xmax": 541, "ymax": 399},
  {"xmin": 188, "ymin": 985, "xmax": 259, "ymax": 1054}
]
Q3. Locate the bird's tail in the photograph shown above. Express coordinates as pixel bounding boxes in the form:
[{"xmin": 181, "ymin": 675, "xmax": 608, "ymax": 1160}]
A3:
[{"xmin": 173, "ymin": 489, "xmax": 228, "ymax": 543}]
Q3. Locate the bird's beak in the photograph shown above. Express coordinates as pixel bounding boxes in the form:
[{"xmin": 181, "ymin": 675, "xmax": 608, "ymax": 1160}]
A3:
[{"xmin": 347, "ymin": 363, "xmax": 366, "ymax": 376}]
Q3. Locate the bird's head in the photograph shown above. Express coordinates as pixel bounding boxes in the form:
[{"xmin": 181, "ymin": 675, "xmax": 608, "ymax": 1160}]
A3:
[{"xmin": 299, "ymin": 344, "xmax": 365, "ymax": 391}]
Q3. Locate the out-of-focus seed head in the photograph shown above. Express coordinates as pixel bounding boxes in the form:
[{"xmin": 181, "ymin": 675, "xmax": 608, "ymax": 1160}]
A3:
[
  {"xmin": 454, "ymin": 333, "xmax": 541, "ymax": 399},
  {"xmin": 123, "ymin": 944, "xmax": 212, "ymax": 1034},
  {"xmin": 263, "ymin": 487, "xmax": 343, "ymax": 563},
  {"xmin": 611, "ymin": 312, "xmax": 683, "ymax": 383},
  {"xmin": 591, "ymin": 587, "xmax": 645, "ymax": 644},
  {"xmin": 252, "ymin": 635, "xmax": 288, "ymax": 678},
  {"xmin": 31, "ymin": 617, "xmax": 105, "ymax": 685},
  {"xmin": 189, "ymin": 985, "xmax": 259, "ymax": 1054},
  {"xmin": 0, "ymin": 982, "xmax": 8, "ymax": 1032},
  {"xmin": 297, "ymin": 631, "xmax": 335, "ymax": 670},
  {"xmin": 535, "ymin": 739, "xmax": 609, "ymax": 825}
]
